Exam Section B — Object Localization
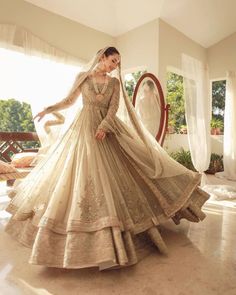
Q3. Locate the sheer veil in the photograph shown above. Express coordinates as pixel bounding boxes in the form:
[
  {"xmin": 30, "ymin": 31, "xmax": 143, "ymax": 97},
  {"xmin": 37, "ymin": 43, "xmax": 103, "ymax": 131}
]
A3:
[
  {"xmin": 35, "ymin": 46, "xmax": 200, "ymax": 180},
  {"xmin": 135, "ymin": 78, "xmax": 161, "ymax": 137}
]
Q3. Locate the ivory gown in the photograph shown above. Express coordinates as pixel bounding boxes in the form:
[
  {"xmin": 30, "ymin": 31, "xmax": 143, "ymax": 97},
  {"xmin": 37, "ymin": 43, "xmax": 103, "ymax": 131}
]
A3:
[{"xmin": 4, "ymin": 74, "xmax": 210, "ymax": 271}]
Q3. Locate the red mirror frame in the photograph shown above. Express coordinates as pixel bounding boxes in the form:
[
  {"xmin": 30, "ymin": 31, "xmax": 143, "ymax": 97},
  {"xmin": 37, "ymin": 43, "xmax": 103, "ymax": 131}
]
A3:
[{"xmin": 132, "ymin": 73, "xmax": 170, "ymax": 146}]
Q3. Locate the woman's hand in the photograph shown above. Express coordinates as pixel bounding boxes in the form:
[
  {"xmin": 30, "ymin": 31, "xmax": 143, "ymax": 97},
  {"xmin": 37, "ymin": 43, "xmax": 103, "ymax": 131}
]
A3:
[
  {"xmin": 33, "ymin": 110, "xmax": 47, "ymax": 122},
  {"xmin": 95, "ymin": 129, "xmax": 106, "ymax": 140}
]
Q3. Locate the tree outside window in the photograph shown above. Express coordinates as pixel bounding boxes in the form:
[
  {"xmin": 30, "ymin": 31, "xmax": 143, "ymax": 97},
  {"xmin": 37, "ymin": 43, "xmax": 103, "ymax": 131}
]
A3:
[
  {"xmin": 166, "ymin": 73, "xmax": 226, "ymax": 135},
  {"xmin": 211, "ymin": 80, "xmax": 226, "ymax": 134},
  {"xmin": 166, "ymin": 72, "xmax": 186, "ymax": 134},
  {"xmin": 0, "ymin": 99, "xmax": 40, "ymax": 148}
]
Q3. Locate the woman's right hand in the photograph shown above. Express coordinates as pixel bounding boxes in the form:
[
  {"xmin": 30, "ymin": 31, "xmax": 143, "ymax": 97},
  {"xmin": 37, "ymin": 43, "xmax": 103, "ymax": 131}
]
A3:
[{"xmin": 33, "ymin": 110, "xmax": 47, "ymax": 122}]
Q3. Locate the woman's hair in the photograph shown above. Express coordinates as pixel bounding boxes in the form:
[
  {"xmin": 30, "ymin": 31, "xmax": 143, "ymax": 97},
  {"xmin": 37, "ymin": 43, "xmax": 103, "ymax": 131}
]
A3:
[
  {"xmin": 97, "ymin": 47, "xmax": 120, "ymax": 57},
  {"xmin": 143, "ymin": 80, "xmax": 155, "ymax": 91}
]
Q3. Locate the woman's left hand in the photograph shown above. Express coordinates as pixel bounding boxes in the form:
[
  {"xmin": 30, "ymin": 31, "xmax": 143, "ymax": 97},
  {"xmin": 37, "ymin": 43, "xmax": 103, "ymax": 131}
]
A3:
[{"xmin": 95, "ymin": 129, "xmax": 106, "ymax": 140}]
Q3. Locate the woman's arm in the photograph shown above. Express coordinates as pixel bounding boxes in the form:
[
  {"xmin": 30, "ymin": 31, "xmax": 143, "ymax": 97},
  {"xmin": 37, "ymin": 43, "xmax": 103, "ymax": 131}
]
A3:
[
  {"xmin": 96, "ymin": 77, "xmax": 120, "ymax": 132},
  {"xmin": 44, "ymin": 87, "xmax": 81, "ymax": 113},
  {"xmin": 44, "ymin": 76, "xmax": 83, "ymax": 114}
]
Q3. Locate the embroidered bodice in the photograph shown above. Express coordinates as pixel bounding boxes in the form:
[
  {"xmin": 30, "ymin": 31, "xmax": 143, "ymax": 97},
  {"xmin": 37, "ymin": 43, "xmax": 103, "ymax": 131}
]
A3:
[{"xmin": 45, "ymin": 72, "xmax": 120, "ymax": 132}]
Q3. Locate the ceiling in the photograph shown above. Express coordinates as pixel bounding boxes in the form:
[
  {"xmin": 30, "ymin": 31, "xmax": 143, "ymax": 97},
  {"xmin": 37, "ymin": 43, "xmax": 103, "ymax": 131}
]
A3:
[{"xmin": 24, "ymin": 0, "xmax": 236, "ymax": 48}]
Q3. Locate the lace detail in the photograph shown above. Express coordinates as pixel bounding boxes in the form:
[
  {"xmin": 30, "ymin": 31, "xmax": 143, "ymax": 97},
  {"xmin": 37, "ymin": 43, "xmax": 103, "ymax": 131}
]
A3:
[{"xmin": 96, "ymin": 78, "xmax": 120, "ymax": 132}]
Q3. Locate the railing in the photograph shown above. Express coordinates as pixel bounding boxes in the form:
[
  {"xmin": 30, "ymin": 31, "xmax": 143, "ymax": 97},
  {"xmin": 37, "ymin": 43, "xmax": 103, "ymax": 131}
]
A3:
[{"xmin": 0, "ymin": 132, "xmax": 40, "ymax": 162}]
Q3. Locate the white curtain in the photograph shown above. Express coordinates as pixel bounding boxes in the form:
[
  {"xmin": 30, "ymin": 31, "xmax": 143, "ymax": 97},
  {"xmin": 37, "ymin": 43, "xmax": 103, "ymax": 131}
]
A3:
[
  {"xmin": 202, "ymin": 71, "xmax": 236, "ymax": 201},
  {"xmin": 216, "ymin": 70, "xmax": 236, "ymax": 181},
  {"xmin": 0, "ymin": 23, "xmax": 84, "ymax": 147},
  {"xmin": 182, "ymin": 54, "xmax": 211, "ymax": 186}
]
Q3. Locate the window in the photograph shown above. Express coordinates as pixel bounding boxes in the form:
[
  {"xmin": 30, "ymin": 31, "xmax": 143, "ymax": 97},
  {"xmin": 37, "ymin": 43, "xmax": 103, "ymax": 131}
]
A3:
[
  {"xmin": 211, "ymin": 80, "xmax": 226, "ymax": 134},
  {"xmin": 166, "ymin": 71, "xmax": 186, "ymax": 134}
]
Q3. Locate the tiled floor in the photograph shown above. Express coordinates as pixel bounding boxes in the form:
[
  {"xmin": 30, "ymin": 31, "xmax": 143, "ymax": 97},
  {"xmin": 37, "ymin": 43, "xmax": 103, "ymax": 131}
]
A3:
[{"xmin": 0, "ymin": 176, "xmax": 236, "ymax": 295}]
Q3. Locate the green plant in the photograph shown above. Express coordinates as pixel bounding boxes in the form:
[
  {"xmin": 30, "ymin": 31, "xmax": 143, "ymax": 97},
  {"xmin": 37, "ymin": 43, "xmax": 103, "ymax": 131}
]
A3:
[
  {"xmin": 0, "ymin": 99, "xmax": 39, "ymax": 148},
  {"xmin": 212, "ymin": 80, "xmax": 226, "ymax": 121},
  {"xmin": 210, "ymin": 118, "xmax": 224, "ymax": 129},
  {"xmin": 169, "ymin": 148, "xmax": 196, "ymax": 171},
  {"xmin": 169, "ymin": 148, "xmax": 224, "ymax": 174},
  {"xmin": 180, "ymin": 124, "xmax": 187, "ymax": 134},
  {"xmin": 166, "ymin": 72, "xmax": 185, "ymax": 134},
  {"xmin": 205, "ymin": 153, "xmax": 224, "ymax": 174}
]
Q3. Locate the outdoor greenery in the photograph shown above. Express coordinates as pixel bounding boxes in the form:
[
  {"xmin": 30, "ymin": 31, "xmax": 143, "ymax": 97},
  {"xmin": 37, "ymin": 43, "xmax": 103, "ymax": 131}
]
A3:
[
  {"xmin": 0, "ymin": 99, "xmax": 35, "ymax": 132},
  {"xmin": 210, "ymin": 117, "xmax": 224, "ymax": 129},
  {"xmin": 166, "ymin": 72, "xmax": 186, "ymax": 133},
  {"xmin": 166, "ymin": 73, "xmax": 226, "ymax": 134},
  {"xmin": 205, "ymin": 153, "xmax": 224, "ymax": 174},
  {"xmin": 211, "ymin": 80, "xmax": 226, "ymax": 133},
  {"xmin": 169, "ymin": 147, "xmax": 224, "ymax": 174},
  {"xmin": 0, "ymin": 99, "xmax": 40, "ymax": 148},
  {"xmin": 169, "ymin": 148, "xmax": 196, "ymax": 171}
]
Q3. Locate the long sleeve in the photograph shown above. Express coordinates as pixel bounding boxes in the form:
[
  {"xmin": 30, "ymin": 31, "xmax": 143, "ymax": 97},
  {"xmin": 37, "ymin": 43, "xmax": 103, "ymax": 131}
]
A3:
[
  {"xmin": 97, "ymin": 77, "xmax": 120, "ymax": 132},
  {"xmin": 44, "ymin": 72, "xmax": 84, "ymax": 113}
]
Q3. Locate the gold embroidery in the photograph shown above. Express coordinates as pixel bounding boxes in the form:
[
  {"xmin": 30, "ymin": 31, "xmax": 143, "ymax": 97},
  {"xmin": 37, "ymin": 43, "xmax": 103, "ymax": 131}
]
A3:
[
  {"xmin": 122, "ymin": 186, "xmax": 148, "ymax": 225},
  {"xmin": 77, "ymin": 176, "xmax": 106, "ymax": 222}
]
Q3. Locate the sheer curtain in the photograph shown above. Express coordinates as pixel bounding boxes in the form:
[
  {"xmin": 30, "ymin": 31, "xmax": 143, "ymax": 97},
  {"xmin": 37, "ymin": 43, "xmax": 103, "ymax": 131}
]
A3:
[
  {"xmin": 0, "ymin": 23, "xmax": 84, "ymax": 147},
  {"xmin": 182, "ymin": 54, "xmax": 211, "ymax": 186},
  {"xmin": 203, "ymin": 71, "xmax": 236, "ymax": 200},
  {"xmin": 216, "ymin": 70, "xmax": 236, "ymax": 181}
]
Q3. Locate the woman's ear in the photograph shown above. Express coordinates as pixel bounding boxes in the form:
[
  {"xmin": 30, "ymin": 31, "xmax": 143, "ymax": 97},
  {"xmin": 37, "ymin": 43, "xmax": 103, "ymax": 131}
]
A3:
[{"xmin": 100, "ymin": 54, "xmax": 106, "ymax": 62}]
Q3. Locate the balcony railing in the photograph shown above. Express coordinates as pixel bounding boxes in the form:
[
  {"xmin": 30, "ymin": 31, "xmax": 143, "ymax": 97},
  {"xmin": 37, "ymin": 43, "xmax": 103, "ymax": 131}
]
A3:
[{"xmin": 0, "ymin": 131, "xmax": 40, "ymax": 162}]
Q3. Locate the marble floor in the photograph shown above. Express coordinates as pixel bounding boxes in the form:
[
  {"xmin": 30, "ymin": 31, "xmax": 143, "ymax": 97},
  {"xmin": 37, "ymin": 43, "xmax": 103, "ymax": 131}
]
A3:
[{"xmin": 0, "ymin": 176, "xmax": 236, "ymax": 295}]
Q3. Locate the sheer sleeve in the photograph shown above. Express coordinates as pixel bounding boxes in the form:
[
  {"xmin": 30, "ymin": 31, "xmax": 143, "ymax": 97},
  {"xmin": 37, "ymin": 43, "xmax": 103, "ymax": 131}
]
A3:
[
  {"xmin": 44, "ymin": 72, "xmax": 84, "ymax": 113},
  {"xmin": 97, "ymin": 77, "xmax": 120, "ymax": 132}
]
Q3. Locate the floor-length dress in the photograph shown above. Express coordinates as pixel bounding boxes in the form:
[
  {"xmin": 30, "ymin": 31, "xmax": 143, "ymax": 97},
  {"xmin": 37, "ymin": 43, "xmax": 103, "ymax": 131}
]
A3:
[{"xmin": 4, "ymin": 75, "xmax": 210, "ymax": 271}]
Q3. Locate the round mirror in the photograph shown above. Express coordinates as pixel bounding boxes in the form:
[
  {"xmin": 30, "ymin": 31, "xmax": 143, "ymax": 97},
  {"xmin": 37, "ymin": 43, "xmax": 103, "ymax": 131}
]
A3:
[{"xmin": 132, "ymin": 73, "xmax": 167, "ymax": 145}]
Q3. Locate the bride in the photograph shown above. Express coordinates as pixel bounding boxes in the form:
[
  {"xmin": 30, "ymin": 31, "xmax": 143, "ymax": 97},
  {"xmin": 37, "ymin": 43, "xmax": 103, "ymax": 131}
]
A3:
[{"xmin": 4, "ymin": 46, "xmax": 210, "ymax": 271}]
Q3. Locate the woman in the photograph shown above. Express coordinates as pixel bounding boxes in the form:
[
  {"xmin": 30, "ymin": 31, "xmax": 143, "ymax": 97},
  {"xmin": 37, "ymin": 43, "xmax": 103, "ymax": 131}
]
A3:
[
  {"xmin": 4, "ymin": 46, "xmax": 210, "ymax": 271},
  {"xmin": 136, "ymin": 79, "xmax": 161, "ymax": 137}
]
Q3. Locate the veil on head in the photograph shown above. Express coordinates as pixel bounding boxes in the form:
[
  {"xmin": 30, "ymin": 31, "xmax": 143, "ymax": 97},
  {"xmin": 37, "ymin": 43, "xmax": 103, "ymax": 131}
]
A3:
[
  {"xmin": 36, "ymin": 46, "xmax": 200, "ymax": 181},
  {"xmin": 135, "ymin": 77, "xmax": 161, "ymax": 137}
]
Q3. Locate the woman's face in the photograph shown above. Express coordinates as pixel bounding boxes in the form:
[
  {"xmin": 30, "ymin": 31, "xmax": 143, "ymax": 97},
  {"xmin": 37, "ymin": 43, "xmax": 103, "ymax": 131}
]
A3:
[
  {"xmin": 101, "ymin": 53, "xmax": 120, "ymax": 73},
  {"xmin": 143, "ymin": 83, "xmax": 152, "ymax": 98}
]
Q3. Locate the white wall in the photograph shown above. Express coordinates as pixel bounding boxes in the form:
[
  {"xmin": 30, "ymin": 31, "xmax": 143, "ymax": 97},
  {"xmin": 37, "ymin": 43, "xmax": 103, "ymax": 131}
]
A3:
[
  {"xmin": 164, "ymin": 134, "xmax": 223, "ymax": 155},
  {"xmin": 207, "ymin": 32, "xmax": 236, "ymax": 79},
  {"xmin": 116, "ymin": 19, "xmax": 159, "ymax": 76},
  {"xmin": 116, "ymin": 18, "xmax": 208, "ymax": 99}
]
